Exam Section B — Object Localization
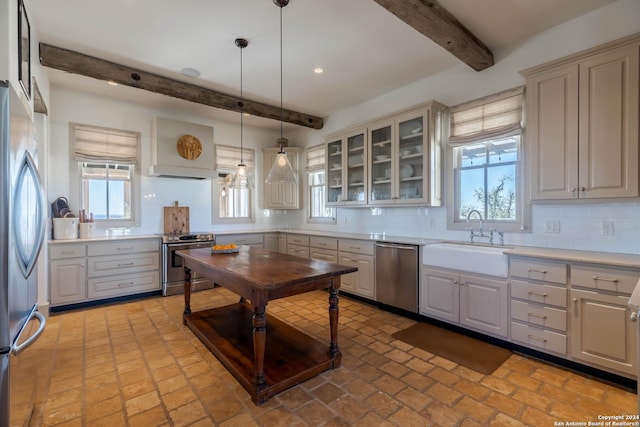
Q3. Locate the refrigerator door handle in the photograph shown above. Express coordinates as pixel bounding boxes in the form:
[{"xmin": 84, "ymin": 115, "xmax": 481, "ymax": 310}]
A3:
[{"xmin": 11, "ymin": 310, "xmax": 46, "ymax": 356}]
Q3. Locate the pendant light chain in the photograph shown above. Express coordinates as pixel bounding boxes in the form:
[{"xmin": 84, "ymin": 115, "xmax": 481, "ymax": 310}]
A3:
[{"xmin": 279, "ymin": 4, "xmax": 284, "ymax": 150}]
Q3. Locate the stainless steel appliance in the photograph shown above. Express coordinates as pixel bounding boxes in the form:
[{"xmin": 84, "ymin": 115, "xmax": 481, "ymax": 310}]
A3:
[
  {"xmin": 0, "ymin": 82, "xmax": 48, "ymax": 427},
  {"xmin": 375, "ymin": 242, "xmax": 419, "ymax": 313},
  {"xmin": 161, "ymin": 232, "xmax": 215, "ymax": 296}
]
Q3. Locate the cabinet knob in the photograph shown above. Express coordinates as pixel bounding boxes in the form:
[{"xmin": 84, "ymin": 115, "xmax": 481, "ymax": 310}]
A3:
[
  {"xmin": 572, "ymin": 297, "xmax": 578, "ymax": 303},
  {"xmin": 631, "ymin": 312, "xmax": 638, "ymax": 323},
  {"xmin": 569, "ymin": 187, "xmax": 576, "ymax": 192},
  {"xmin": 580, "ymin": 187, "xmax": 586, "ymax": 192}
]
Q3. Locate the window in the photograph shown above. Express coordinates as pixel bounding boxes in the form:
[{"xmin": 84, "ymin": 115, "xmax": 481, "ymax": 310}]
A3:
[
  {"xmin": 306, "ymin": 144, "xmax": 335, "ymax": 223},
  {"xmin": 71, "ymin": 123, "xmax": 140, "ymax": 226},
  {"xmin": 446, "ymin": 87, "xmax": 529, "ymax": 233},
  {"xmin": 213, "ymin": 144, "xmax": 255, "ymax": 222}
]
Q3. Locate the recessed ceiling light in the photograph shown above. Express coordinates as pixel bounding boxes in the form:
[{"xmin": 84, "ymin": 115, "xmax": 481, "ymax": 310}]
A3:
[
  {"xmin": 180, "ymin": 67, "xmax": 201, "ymax": 77},
  {"xmin": 107, "ymin": 80, "xmax": 118, "ymax": 86},
  {"xmin": 314, "ymin": 67, "xmax": 324, "ymax": 74}
]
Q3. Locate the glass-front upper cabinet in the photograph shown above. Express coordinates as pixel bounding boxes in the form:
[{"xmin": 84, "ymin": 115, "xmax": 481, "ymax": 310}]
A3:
[
  {"xmin": 368, "ymin": 101, "xmax": 446, "ymax": 206},
  {"xmin": 326, "ymin": 128, "xmax": 367, "ymax": 206}
]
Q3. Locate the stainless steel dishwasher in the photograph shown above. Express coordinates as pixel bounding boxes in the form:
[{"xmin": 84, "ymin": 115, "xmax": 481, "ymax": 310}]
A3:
[{"xmin": 375, "ymin": 242, "xmax": 419, "ymax": 313}]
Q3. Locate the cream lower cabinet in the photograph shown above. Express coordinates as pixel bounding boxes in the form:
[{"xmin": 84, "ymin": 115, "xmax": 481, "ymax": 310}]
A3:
[
  {"xmin": 509, "ymin": 257, "xmax": 568, "ymax": 356},
  {"xmin": 523, "ymin": 37, "xmax": 639, "ymax": 200},
  {"xmin": 287, "ymin": 233, "xmax": 310, "ymax": 259},
  {"xmin": 50, "ymin": 244, "xmax": 87, "ymax": 306},
  {"xmin": 309, "ymin": 236, "xmax": 338, "ymax": 263},
  {"xmin": 338, "ymin": 239, "xmax": 375, "ymax": 299},
  {"xmin": 216, "ymin": 233, "xmax": 264, "ymax": 248},
  {"xmin": 49, "ymin": 238, "xmax": 161, "ymax": 308},
  {"xmin": 420, "ymin": 267, "xmax": 508, "ymax": 338},
  {"xmin": 569, "ymin": 264, "xmax": 638, "ymax": 378}
]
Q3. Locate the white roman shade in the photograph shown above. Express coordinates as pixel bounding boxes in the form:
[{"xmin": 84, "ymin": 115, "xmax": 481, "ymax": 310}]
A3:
[
  {"xmin": 72, "ymin": 123, "xmax": 139, "ymax": 164},
  {"xmin": 214, "ymin": 144, "xmax": 255, "ymax": 171},
  {"xmin": 306, "ymin": 144, "xmax": 325, "ymax": 171},
  {"xmin": 448, "ymin": 86, "xmax": 524, "ymax": 146}
]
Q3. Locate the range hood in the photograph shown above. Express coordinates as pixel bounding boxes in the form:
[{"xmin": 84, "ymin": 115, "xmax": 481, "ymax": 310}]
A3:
[{"xmin": 149, "ymin": 117, "xmax": 214, "ymax": 179}]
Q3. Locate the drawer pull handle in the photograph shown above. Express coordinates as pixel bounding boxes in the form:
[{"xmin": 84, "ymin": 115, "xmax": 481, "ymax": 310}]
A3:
[
  {"xmin": 527, "ymin": 268, "xmax": 547, "ymax": 274},
  {"xmin": 592, "ymin": 275, "xmax": 619, "ymax": 283},
  {"xmin": 527, "ymin": 334, "xmax": 547, "ymax": 343},
  {"xmin": 117, "ymin": 246, "xmax": 134, "ymax": 251},
  {"xmin": 118, "ymin": 282, "xmax": 135, "ymax": 287},
  {"xmin": 118, "ymin": 262, "xmax": 135, "ymax": 267},
  {"xmin": 527, "ymin": 312, "xmax": 548, "ymax": 319},
  {"xmin": 527, "ymin": 290, "xmax": 548, "ymax": 297},
  {"xmin": 62, "ymin": 251, "xmax": 74, "ymax": 254}
]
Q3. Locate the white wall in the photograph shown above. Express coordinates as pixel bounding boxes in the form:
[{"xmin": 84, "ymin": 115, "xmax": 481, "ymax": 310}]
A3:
[
  {"xmin": 48, "ymin": 87, "xmax": 281, "ymax": 235},
  {"xmin": 46, "ymin": 0, "xmax": 640, "ymax": 255},
  {"xmin": 286, "ymin": 0, "xmax": 640, "ymax": 255}
]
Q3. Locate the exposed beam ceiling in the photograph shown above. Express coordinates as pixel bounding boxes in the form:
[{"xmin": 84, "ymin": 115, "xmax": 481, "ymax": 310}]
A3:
[
  {"xmin": 372, "ymin": 0, "xmax": 494, "ymax": 71},
  {"xmin": 38, "ymin": 43, "xmax": 324, "ymax": 130}
]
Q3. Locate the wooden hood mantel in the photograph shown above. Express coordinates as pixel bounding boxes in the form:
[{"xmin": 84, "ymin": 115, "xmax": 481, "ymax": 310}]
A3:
[
  {"xmin": 38, "ymin": 43, "xmax": 324, "ymax": 130},
  {"xmin": 372, "ymin": 0, "xmax": 494, "ymax": 72}
]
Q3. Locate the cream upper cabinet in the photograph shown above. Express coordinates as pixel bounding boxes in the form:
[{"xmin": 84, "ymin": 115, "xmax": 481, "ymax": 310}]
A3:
[
  {"xmin": 326, "ymin": 128, "xmax": 368, "ymax": 206},
  {"xmin": 367, "ymin": 102, "xmax": 445, "ymax": 206},
  {"xmin": 263, "ymin": 147, "xmax": 300, "ymax": 209},
  {"xmin": 524, "ymin": 38, "xmax": 639, "ymax": 200}
]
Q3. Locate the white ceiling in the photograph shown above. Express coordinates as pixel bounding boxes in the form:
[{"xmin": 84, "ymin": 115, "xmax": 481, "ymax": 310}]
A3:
[{"xmin": 30, "ymin": 0, "xmax": 617, "ymax": 129}]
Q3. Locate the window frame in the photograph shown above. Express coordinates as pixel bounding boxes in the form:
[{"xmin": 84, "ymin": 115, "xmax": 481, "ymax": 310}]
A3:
[
  {"xmin": 212, "ymin": 144, "xmax": 255, "ymax": 224},
  {"xmin": 70, "ymin": 123, "xmax": 141, "ymax": 228},
  {"xmin": 305, "ymin": 144, "xmax": 336, "ymax": 224},
  {"xmin": 446, "ymin": 88, "xmax": 530, "ymax": 234}
]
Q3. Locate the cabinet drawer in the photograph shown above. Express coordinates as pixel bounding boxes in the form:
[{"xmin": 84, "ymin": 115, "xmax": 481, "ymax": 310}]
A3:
[
  {"xmin": 510, "ymin": 258, "xmax": 567, "ymax": 284},
  {"xmin": 287, "ymin": 234, "xmax": 310, "ymax": 246},
  {"xmin": 309, "ymin": 236, "xmax": 337, "ymax": 250},
  {"xmin": 310, "ymin": 248, "xmax": 338, "ymax": 263},
  {"xmin": 571, "ymin": 264, "xmax": 640, "ymax": 294},
  {"xmin": 49, "ymin": 244, "xmax": 86, "ymax": 259},
  {"xmin": 88, "ymin": 271, "xmax": 160, "ymax": 299},
  {"xmin": 511, "ymin": 300, "xmax": 567, "ymax": 331},
  {"xmin": 88, "ymin": 239, "xmax": 160, "ymax": 256},
  {"xmin": 511, "ymin": 321, "xmax": 567, "ymax": 355},
  {"xmin": 216, "ymin": 234, "xmax": 263, "ymax": 246},
  {"xmin": 88, "ymin": 253, "xmax": 159, "ymax": 277},
  {"xmin": 511, "ymin": 279, "xmax": 567, "ymax": 308},
  {"xmin": 287, "ymin": 244, "xmax": 310, "ymax": 259},
  {"xmin": 338, "ymin": 239, "xmax": 375, "ymax": 255}
]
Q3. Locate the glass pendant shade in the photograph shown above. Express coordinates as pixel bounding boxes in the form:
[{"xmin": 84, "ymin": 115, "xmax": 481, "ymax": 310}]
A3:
[
  {"xmin": 266, "ymin": 150, "xmax": 297, "ymax": 184},
  {"xmin": 231, "ymin": 161, "xmax": 254, "ymax": 189}
]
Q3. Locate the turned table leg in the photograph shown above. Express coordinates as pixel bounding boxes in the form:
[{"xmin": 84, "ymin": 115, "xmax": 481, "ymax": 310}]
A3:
[
  {"xmin": 252, "ymin": 304, "xmax": 267, "ymax": 388},
  {"xmin": 183, "ymin": 267, "xmax": 192, "ymax": 319},
  {"xmin": 329, "ymin": 278, "xmax": 341, "ymax": 362}
]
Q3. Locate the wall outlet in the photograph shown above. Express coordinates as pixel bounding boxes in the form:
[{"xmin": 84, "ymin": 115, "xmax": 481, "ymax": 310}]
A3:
[
  {"xmin": 544, "ymin": 220, "xmax": 560, "ymax": 233},
  {"xmin": 601, "ymin": 221, "xmax": 614, "ymax": 236}
]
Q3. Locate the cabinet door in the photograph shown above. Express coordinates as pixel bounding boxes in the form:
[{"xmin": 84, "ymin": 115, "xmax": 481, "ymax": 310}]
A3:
[
  {"xmin": 338, "ymin": 252, "xmax": 357, "ymax": 293},
  {"xmin": 459, "ymin": 274, "xmax": 508, "ymax": 338},
  {"xmin": 419, "ymin": 268, "xmax": 459, "ymax": 323},
  {"xmin": 527, "ymin": 64, "xmax": 579, "ymax": 200},
  {"xmin": 578, "ymin": 45, "xmax": 639, "ymax": 199},
  {"xmin": 570, "ymin": 288, "xmax": 636, "ymax": 376},
  {"xmin": 368, "ymin": 120, "xmax": 394, "ymax": 204},
  {"xmin": 264, "ymin": 234, "xmax": 278, "ymax": 251},
  {"xmin": 263, "ymin": 147, "xmax": 300, "ymax": 209},
  {"xmin": 354, "ymin": 254, "xmax": 375, "ymax": 298},
  {"xmin": 395, "ymin": 111, "xmax": 429, "ymax": 205},
  {"xmin": 50, "ymin": 259, "xmax": 86, "ymax": 305},
  {"xmin": 326, "ymin": 137, "xmax": 344, "ymax": 205},
  {"xmin": 344, "ymin": 129, "xmax": 368, "ymax": 205}
]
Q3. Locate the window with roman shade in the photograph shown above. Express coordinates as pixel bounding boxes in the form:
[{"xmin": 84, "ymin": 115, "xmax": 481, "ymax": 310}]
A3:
[
  {"xmin": 446, "ymin": 86, "xmax": 529, "ymax": 234},
  {"xmin": 214, "ymin": 145, "xmax": 255, "ymax": 172},
  {"xmin": 213, "ymin": 144, "xmax": 255, "ymax": 222},
  {"xmin": 306, "ymin": 144, "xmax": 335, "ymax": 223},
  {"xmin": 70, "ymin": 123, "xmax": 140, "ymax": 225}
]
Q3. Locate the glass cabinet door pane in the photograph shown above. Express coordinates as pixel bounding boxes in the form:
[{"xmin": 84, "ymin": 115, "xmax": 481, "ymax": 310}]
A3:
[
  {"xmin": 397, "ymin": 116, "xmax": 425, "ymax": 201},
  {"xmin": 346, "ymin": 132, "xmax": 366, "ymax": 202},
  {"xmin": 369, "ymin": 124, "xmax": 393, "ymax": 202},
  {"xmin": 326, "ymin": 139, "xmax": 343, "ymax": 203}
]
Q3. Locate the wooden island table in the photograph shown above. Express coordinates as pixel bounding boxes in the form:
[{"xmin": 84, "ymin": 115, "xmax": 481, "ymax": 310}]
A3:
[{"xmin": 177, "ymin": 245, "xmax": 358, "ymax": 404}]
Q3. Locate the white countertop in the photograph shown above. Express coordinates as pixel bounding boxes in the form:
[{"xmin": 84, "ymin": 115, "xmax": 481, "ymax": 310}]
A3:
[{"xmin": 48, "ymin": 234, "xmax": 160, "ymax": 245}]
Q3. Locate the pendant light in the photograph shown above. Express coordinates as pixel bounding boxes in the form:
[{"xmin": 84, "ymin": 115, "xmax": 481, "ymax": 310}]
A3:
[
  {"xmin": 266, "ymin": 0, "xmax": 298, "ymax": 184},
  {"xmin": 231, "ymin": 37, "xmax": 254, "ymax": 189}
]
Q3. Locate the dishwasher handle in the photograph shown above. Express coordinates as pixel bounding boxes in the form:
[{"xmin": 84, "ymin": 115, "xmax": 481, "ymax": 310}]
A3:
[{"xmin": 375, "ymin": 243, "xmax": 417, "ymax": 251}]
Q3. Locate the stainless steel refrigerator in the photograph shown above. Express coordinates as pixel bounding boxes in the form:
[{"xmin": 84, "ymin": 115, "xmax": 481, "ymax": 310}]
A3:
[{"xmin": 0, "ymin": 82, "xmax": 48, "ymax": 427}]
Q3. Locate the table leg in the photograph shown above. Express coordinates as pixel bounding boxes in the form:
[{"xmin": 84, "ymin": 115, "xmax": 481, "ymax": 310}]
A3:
[
  {"xmin": 252, "ymin": 304, "xmax": 267, "ymax": 388},
  {"xmin": 183, "ymin": 267, "xmax": 192, "ymax": 318},
  {"xmin": 329, "ymin": 279, "xmax": 340, "ymax": 359}
]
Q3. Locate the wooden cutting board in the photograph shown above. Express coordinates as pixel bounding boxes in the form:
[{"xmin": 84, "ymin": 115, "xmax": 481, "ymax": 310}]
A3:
[{"xmin": 164, "ymin": 202, "xmax": 189, "ymax": 234}]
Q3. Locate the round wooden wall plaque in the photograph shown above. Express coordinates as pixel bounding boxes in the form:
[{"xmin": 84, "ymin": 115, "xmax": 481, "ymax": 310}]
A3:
[{"xmin": 176, "ymin": 134, "xmax": 203, "ymax": 160}]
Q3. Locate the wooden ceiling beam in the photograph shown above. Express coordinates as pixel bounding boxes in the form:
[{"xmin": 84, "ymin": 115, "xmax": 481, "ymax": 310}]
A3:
[
  {"xmin": 372, "ymin": 0, "xmax": 494, "ymax": 71},
  {"xmin": 38, "ymin": 43, "xmax": 324, "ymax": 130}
]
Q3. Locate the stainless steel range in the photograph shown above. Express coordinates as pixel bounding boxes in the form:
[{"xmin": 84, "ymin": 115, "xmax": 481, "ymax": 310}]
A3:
[{"xmin": 161, "ymin": 232, "xmax": 215, "ymax": 296}]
